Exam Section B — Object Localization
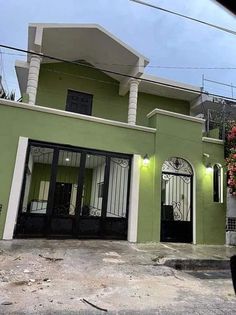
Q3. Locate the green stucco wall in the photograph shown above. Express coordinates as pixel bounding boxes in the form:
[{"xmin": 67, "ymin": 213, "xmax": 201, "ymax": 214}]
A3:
[
  {"xmin": 0, "ymin": 101, "xmax": 226, "ymax": 244},
  {"xmin": 200, "ymin": 141, "xmax": 226, "ymax": 244},
  {"xmin": 0, "ymin": 102, "xmax": 155, "ymax": 239},
  {"xmin": 137, "ymin": 112, "xmax": 226, "ymax": 245},
  {"xmin": 36, "ymin": 62, "xmax": 190, "ymax": 127}
]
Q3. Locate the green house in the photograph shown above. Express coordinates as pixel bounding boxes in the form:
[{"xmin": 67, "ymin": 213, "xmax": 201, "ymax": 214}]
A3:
[{"xmin": 0, "ymin": 24, "xmax": 226, "ymax": 244}]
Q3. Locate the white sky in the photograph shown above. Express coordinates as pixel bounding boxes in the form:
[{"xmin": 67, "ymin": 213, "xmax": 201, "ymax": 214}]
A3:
[{"xmin": 1, "ymin": 0, "xmax": 236, "ymax": 99}]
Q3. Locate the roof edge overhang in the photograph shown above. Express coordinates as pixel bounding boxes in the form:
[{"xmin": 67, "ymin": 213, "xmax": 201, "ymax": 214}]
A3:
[
  {"xmin": 139, "ymin": 73, "xmax": 201, "ymax": 101},
  {"xmin": 15, "ymin": 60, "xmax": 29, "ymax": 95},
  {"xmin": 28, "ymin": 23, "xmax": 149, "ymax": 62},
  {"xmin": 16, "ymin": 23, "xmax": 202, "ymax": 102},
  {"xmin": 27, "ymin": 23, "xmax": 149, "ymax": 94}
]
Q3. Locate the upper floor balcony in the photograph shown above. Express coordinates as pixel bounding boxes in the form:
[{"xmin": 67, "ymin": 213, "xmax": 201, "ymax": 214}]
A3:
[{"xmin": 14, "ymin": 23, "xmax": 205, "ymax": 131}]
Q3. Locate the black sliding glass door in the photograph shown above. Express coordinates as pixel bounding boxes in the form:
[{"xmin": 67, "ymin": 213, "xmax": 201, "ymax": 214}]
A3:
[{"xmin": 15, "ymin": 141, "xmax": 131, "ymax": 239}]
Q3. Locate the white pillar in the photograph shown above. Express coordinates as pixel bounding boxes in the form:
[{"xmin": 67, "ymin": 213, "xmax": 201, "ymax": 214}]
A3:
[
  {"xmin": 128, "ymin": 154, "xmax": 140, "ymax": 242},
  {"xmin": 3, "ymin": 137, "xmax": 28, "ymax": 240},
  {"xmin": 26, "ymin": 54, "xmax": 41, "ymax": 105},
  {"xmin": 128, "ymin": 78, "xmax": 140, "ymax": 125}
]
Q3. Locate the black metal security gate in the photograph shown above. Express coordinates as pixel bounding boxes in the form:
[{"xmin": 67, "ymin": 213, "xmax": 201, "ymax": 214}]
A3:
[
  {"xmin": 15, "ymin": 141, "xmax": 131, "ymax": 239},
  {"xmin": 160, "ymin": 157, "xmax": 193, "ymax": 243}
]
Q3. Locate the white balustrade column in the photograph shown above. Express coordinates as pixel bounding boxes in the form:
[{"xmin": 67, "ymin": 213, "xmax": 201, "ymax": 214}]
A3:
[
  {"xmin": 128, "ymin": 79, "xmax": 140, "ymax": 125},
  {"xmin": 26, "ymin": 54, "xmax": 41, "ymax": 105}
]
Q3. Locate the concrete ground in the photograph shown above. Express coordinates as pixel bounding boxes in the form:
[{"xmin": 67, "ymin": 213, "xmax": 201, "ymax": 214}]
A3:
[{"xmin": 0, "ymin": 240, "xmax": 236, "ymax": 314}]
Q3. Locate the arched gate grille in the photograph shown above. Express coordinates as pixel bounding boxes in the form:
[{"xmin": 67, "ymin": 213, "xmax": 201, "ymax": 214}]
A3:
[{"xmin": 161, "ymin": 157, "xmax": 193, "ymax": 243}]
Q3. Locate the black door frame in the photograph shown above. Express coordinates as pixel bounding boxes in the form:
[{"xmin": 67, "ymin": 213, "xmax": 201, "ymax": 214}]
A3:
[
  {"xmin": 15, "ymin": 140, "xmax": 132, "ymax": 239},
  {"xmin": 160, "ymin": 170, "xmax": 193, "ymax": 243}
]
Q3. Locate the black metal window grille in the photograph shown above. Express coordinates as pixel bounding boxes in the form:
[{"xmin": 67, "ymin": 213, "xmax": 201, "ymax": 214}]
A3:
[
  {"xmin": 15, "ymin": 140, "xmax": 132, "ymax": 239},
  {"xmin": 227, "ymin": 217, "xmax": 236, "ymax": 231}
]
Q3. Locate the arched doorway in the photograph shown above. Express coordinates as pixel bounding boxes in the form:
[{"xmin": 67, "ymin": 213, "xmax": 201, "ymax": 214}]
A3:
[{"xmin": 161, "ymin": 157, "xmax": 193, "ymax": 243}]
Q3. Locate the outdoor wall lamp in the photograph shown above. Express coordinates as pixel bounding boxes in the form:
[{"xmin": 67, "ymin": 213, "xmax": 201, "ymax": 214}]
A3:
[
  {"xmin": 203, "ymin": 153, "xmax": 210, "ymax": 159},
  {"xmin": 143, "ymin": 154, "xmax": 150, "ymax": 166},
  {"xmin": 206, "ymin": 163, "xmax": 213, "ymax": 172},
  {"xmin": 203, "ymin": 153, "xmax": 212, "ymax": 172}
]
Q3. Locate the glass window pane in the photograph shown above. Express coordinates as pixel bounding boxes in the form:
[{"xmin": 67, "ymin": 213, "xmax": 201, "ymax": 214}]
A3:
[
  {"xmin": 107, "ymin": 158, "xmax": 130, "ymax": 218},
  {"xmin": 22, "ymin": 146, "xmax": 54, "ymax": 214},
  {"xmin": 81, "ymin": 154, "xmax": 106, "ymax": 217},
  {"xmin": 53, "ymin": 150, "xmax": 81, "ymax": 216}
]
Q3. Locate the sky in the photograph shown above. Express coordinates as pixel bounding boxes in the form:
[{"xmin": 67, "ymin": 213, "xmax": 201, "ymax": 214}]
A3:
[{"xmin": 1, "ymin": 0, "xmax": 236, "ymax": 100}]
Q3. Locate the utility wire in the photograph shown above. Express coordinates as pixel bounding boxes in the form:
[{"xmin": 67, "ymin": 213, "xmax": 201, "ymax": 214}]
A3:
[
  {"xmin": 204, "ymin": 78, "xmax": 236, "ymax": 89},
  {"xmin": 0, "ymin": 43, "xmax": 204, "ymax": 93},
  {"xmin": 43, "ymin": 68, "xmax": 236, "ymax": 102},
  {"xmin": 1, "ymin": 43, "xmax": 236, "ymax": 102},
  {"xmin": 2, "ymin": 51, "xmax": 236, "ymax": 70},
  {"xmin": 44, "ymin": 68, "xmax": 118, "ymax": 86},
  {"xmin": 130, "ymin": 0, "xmax": 236, "ymax": 36}
]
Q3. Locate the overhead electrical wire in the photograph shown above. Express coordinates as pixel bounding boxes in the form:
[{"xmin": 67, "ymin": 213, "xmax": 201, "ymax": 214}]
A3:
[
  {"xmin": 129, "ymin": 0, "xmax": 236, "ymax": 36},
  {"xmin": 1, "ymin": 51, "xmax": 236, "ymax": 70},
  {"xmin": 204, "ymin": 78, "xmax": 236, "ymax": 89},
  {"xmin": 0, "ymin": 43, "xmax": 206, "ymax": 93},
  {"xmin": 1, "ymin": 43, "xmax": 236, "ymax": 102},
  {"xmin": 44, "ymin": 68, "xmax": 119, "ymax": 86}
]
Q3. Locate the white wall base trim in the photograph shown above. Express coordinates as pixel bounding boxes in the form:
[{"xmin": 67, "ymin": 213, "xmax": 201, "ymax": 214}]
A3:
[
  {"xmin": 127, "ymin": 154, "xmax": 140, "ymax": 242},
  {"xmin": 3, "ymin": 137, "xmax": 28, "ymax": 240}
]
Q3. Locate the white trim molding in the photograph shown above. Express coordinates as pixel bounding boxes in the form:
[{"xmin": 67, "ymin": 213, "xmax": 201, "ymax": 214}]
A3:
[
  {"xmin": 202, "ymin": 137, "xmax": 224, "ymax": 145},
  {"xmin": 147, "ymin": 108, "xmax": 205, "ymax": 124},
  {"xmin": 192, "ymin": 162, "xmax": 197, "ymax": 245},
  {"xmin": 127, "ymin": 154, "xmax": 140, "ymax": 242},
  {"xmin": 3, "ymin": 137, "xmax": 28, "ymax": 240},
  {"xmin": 0, "ymin": 99, "xmax": 156, "ymax": 134}
]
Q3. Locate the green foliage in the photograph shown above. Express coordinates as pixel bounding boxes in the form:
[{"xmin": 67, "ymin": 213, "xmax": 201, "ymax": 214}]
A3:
[
  {"xmin": 225, "ymin": 121, "xmax": 236, "ymax": 195},
  {"xmin": 0, "ymin": 91, "xmax": 15, "ymax": 101}
]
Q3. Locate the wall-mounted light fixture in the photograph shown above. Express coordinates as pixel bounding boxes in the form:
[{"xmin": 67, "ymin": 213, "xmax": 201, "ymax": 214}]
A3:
[
  {"xmin": 203, "ymin": 153, "xmax": 212, "ymax": 172},
  {"xmin": 143, "ymin": 154, "xmax": 150, "ymax": 166},
  {"xmin": 203, "ymin": 153, "xmax": 210, "ymax": 159},
  {"xmin": 206, "ymin": 163, "xmax": 213, "ymax": 172}
]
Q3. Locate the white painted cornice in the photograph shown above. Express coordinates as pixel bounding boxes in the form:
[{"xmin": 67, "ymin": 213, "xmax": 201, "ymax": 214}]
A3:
[
  {"xmin": 0, "ymin": 99, "xmax": 156, "ymax": 133},
  {"xmin": 147, "ymin": 108, "xmax": 205, "ymax": 124},
  {"xmin": 28, "ymin": 23, "xmax": 150, "ymax": 62},
  {"xmin": 202, "ymin": 137, "xmax": 224, "ymax": 145}
]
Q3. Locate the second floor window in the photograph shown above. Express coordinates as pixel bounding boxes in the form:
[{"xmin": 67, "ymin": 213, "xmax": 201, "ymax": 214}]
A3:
[{"xmin": 66, "ymin": 90, "xmax": 93, "ymax": 116}]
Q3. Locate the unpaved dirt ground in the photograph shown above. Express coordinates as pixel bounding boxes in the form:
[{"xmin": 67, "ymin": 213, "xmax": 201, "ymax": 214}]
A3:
[{"xmin": 0, "ymin": 240, "xmax": 236, "ymax": 314}]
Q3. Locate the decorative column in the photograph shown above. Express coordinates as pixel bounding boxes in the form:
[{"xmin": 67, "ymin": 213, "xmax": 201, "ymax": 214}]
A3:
[
  {"xmin": 26, "ymin": 54, "xmax": 41, "ymax": 105},
  {"xmin": 128, "ymin": 78, "xmax": 140, "ymax": 125}
]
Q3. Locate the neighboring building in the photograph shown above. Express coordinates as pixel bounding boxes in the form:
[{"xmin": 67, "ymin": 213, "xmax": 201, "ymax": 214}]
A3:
[
  {"xmin": 0, "ymin": 24, "xmax": 226, "ymax": 244},
  {"xmin": 0, "ymin": 75, "xmax": 15, "ymax": 100},
  {"xmin": 0, "ymin": 76, "xmax": 5, "ymax": 98}
]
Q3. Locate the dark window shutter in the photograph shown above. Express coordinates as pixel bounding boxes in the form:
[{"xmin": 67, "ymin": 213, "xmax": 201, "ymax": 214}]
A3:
[{"xmin": 66, "ymin": 90, "xmax": 93, "ymax": 115}]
